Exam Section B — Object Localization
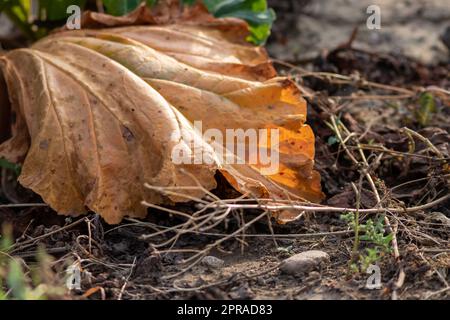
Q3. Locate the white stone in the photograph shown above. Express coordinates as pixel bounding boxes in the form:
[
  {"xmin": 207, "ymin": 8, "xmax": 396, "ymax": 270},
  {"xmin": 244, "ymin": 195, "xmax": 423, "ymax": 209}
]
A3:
[
  {"xmin": 201, "ymin": 256, "xmax": 225, "ymax": 269},
  {"xmin": 280, "ymin": 250, "xmax": 330, "ymax": 275}
]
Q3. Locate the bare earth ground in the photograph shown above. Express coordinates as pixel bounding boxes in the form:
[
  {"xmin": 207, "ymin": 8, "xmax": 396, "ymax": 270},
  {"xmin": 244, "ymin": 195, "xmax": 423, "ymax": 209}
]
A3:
[{"xmin": 0, "ymin": 0, "xmax": 449, "ymax": 300}]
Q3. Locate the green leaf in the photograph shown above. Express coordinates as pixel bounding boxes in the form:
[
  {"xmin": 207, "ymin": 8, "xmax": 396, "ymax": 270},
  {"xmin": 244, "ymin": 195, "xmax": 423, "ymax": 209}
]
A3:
[
  {"xmin": 246, "ymin": 22, "xmax": 269, "ymax": 44},
  {"xmin": 203, "ymin": 0, "xmax": 224, "ymax": 11},
  {"xmin": 0, "ymin": 158, "xmax": 21, "ymax": 176},
  {"xmin": 103, "ymin": 0, "xmax": 143, "ymax": 16},
  {"xmin": 381, "ymin": 233, "xmax": 394, "ymax": 250},
  {"xmin": 204, "ymin": 0, "xmax": 276, "ymax": 45},
  {"xmin": 213, "ymin": 0, "xmax": 267, "ymax": 17},
  {"xmin": 360, "ymin": 235, "xmax": 370, "ymax": 241},
  {"xmin": 182, "ymin": 0, "xmax": 196, "ymax": 5}
]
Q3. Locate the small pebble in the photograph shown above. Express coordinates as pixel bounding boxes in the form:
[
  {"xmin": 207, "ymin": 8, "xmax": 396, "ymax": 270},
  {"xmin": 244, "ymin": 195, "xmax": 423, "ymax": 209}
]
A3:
[
  {"xmin": 201, "ymin": 256, "xmax": 225, "ymax": 269},
  {"xmin": 280, "ymin": 250, "xmax": 330, "ymax": 275}
]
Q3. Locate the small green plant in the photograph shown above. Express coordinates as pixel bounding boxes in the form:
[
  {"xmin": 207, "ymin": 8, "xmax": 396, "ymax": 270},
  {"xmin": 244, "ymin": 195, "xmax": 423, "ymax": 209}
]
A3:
[
  {"xmin": 415, "ymin": 92, "xmax": 437, "ymax": 127},
  {"xmin": 0, "ymin": 224, "xmax": 67, "ymax": 300},
  {"xmin": 341, "ymin": 212, "xmax": 393, "ymax": 273},
  {"xmin": 327, "ymin": 135, "xmax": 338, "ymax": 146}
]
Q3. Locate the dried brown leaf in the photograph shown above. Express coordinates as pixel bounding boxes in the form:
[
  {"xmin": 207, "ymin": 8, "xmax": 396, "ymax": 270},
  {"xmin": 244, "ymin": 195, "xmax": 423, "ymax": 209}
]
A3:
[{"xmin": 0, "ymin": 5, "xmax": 323, "ymax": 224}]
